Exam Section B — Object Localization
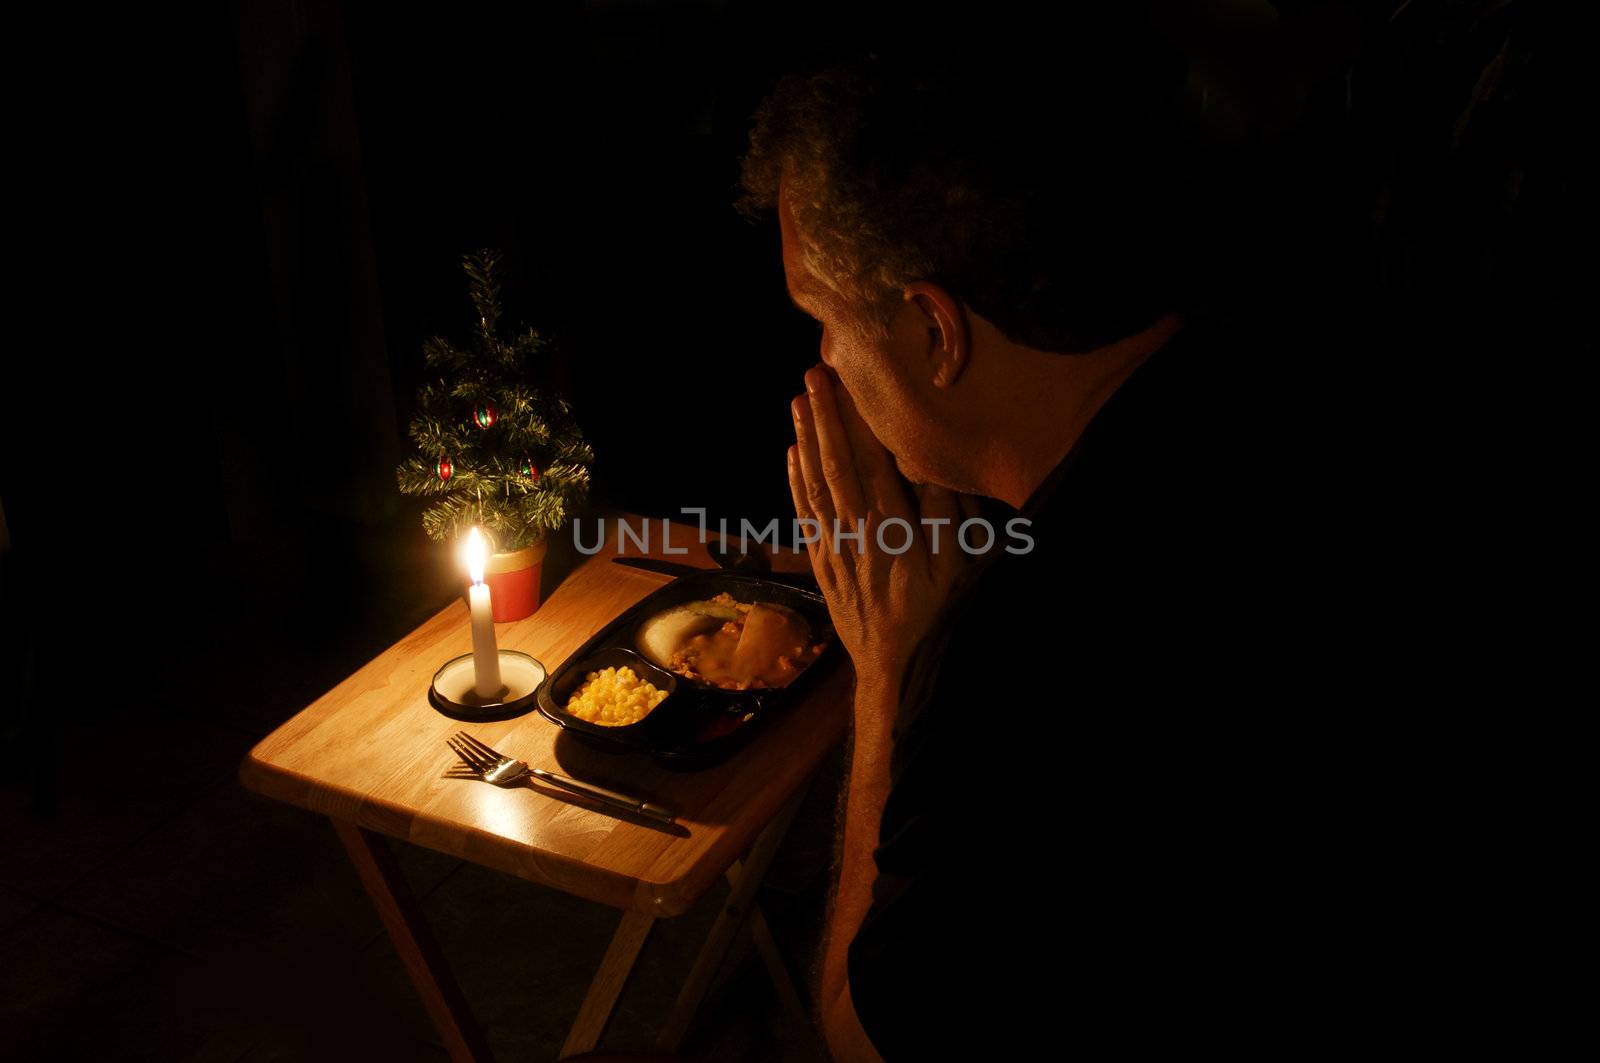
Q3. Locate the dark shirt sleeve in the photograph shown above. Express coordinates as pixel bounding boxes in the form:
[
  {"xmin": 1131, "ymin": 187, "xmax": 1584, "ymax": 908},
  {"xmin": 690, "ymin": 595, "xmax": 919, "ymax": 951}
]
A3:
[
  {"xmin": 844, "ymin": 717, "xmax": 954, "ymax": 1060},
  {"xmin": 843, "ymin": 665, "xmax": 1251, "ymax": 1058},
  {"xmin": 844, "ymin": 679, "xmax": 1065, "ymax": 1059},
  {"xmin": 844, "ymin": 605, "xmax": 1006, "ymax": 1060}
]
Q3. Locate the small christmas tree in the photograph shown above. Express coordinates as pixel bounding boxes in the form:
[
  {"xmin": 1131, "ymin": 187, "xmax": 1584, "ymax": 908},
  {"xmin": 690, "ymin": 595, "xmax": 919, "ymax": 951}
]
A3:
[{"xmin": 396, "ymin": 249, "xmax": 592, "ymax": 553}]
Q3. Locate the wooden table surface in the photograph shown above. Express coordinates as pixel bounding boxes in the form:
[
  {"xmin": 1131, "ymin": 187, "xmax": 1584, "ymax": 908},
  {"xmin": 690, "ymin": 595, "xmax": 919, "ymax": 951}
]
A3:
[{"xmin": 240, "ymin": 515, "xmax": 852, "ymax": 918}]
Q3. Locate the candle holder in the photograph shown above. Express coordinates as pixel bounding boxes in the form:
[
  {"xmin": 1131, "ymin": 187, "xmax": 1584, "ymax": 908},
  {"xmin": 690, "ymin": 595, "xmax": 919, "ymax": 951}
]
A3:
[{"xmin": 429, "ymin": 649, "xmax": 547, "ymax": 722}]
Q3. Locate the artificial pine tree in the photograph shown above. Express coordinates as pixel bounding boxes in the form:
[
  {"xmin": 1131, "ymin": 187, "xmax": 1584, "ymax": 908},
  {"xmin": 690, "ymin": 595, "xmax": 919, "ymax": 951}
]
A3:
[{"xmin": 396, "ymin": 249, "xmax": 592, "ymax": 553}]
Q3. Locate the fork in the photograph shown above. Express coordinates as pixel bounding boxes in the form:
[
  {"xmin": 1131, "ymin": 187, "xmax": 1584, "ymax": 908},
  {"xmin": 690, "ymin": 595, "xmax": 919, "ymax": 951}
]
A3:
[{"xmin": 446, "ymin": 731, "xmax": 675, "ymax": 823}]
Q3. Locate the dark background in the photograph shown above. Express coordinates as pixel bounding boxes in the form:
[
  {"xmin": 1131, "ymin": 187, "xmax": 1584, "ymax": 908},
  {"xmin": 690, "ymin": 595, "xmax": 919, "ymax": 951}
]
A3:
[
  {"xmin": 1, "ymin": 0, "xmax": 1570, "ymax": 713},
  {"xmin": 8, "ymin": 1, "xmax": 896, "ymax": 717},
  {"xmin": 0, "ymin": 1, "xmax": 1571, "ymax": 1057}
]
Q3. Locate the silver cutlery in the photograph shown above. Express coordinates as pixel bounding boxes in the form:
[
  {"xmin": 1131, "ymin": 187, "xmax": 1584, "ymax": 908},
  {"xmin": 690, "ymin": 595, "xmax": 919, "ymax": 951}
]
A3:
[{"xmin": 445, "ymin": 731, "xmax": 675, "ymax": 824}]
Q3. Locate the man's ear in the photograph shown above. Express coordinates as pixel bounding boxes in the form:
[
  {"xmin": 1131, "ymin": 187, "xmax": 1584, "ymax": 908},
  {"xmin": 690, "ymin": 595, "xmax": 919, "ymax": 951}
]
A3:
[{"xmin": 906, "ymin": 282, "xmax": 969, "ymax": 389}]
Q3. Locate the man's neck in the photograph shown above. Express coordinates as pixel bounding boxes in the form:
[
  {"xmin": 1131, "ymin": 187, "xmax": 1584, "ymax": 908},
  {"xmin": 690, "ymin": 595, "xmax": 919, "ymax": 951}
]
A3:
[{"xmin": 982, "ymin": 311, "xmax": 1185, "ymax": 509}]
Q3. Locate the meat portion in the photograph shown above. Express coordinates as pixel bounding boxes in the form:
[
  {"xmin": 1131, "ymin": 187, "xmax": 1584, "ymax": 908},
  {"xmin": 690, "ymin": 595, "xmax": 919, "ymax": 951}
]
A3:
[
  {"xmin": 730, "ymin": 603, "xmax": 813, "ymax": 687},
  {"xmin": 636, "ymin": 594, "xmax": 826, "ymax": 690}
]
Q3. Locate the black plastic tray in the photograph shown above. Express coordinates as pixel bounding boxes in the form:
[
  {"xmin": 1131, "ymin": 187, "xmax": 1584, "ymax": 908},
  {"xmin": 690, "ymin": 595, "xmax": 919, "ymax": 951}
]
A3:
[{"xmin": 534, "ymin": 571, "xmax": 839, "ymax": 768}]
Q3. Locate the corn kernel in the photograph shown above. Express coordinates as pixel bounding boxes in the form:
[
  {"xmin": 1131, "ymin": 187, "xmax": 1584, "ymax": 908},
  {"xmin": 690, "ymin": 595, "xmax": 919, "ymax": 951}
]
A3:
[{"xmin": 565, "ymin": 664, "xmax": 669, "ymax": 727}]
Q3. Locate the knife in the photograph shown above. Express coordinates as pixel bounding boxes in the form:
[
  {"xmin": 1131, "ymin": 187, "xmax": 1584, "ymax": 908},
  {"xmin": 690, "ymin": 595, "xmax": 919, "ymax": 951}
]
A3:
[
  {"xmin": 528, "ymin": 767, "xmax": 676, "ymax": 823},
  {"xmin": 611, "ymin": 556, "xmax": 818, "ymax": 590}
]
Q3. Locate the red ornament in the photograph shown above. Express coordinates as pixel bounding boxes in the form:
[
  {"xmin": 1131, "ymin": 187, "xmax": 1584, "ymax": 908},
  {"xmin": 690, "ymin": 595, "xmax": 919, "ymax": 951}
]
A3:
[
  {"xmin": 473, "ymin": 402, "xmax": 498, "ymax": 429},
  {"xmin": 519, "ymin": 458, "xmax": 540, "ymax": 481},
  {"xmin": 435, "ymin": 458, "xmax": 453, "ymax": 482}
]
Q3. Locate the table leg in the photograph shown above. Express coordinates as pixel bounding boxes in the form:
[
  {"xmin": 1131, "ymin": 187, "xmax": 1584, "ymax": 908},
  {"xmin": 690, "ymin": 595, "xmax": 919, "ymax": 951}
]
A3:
[
  {"xmin": 697, "ymin": 861, "xmax": 821, "ymax": 1051},
  {"xmin": 332, "ymin": 819, "xmax": 495, "ymax": 1063},
  {"xmin": 560, "ymin": 909, "xmax": 657, "ymax": 1058},
  {"xmin": 745, "ymin": 883, "xmax": 816, "ymax": 1041},
  {"xmin": 654, "ymin": 786, "xmax": 809, "ymax": 1053}
]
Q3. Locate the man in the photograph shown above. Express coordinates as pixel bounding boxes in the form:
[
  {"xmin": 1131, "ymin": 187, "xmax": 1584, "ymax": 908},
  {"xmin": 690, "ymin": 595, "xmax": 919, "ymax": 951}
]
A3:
[{"xmin": 735, "ymin": 36, "xmax": 1283, "ymax": 1061}]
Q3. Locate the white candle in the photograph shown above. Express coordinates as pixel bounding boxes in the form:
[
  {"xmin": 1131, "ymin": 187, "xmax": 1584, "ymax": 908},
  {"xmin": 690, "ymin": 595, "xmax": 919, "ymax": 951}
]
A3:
[{"xmin": 465, "ymin": 527, "xmax": 503, "ymax": 699}]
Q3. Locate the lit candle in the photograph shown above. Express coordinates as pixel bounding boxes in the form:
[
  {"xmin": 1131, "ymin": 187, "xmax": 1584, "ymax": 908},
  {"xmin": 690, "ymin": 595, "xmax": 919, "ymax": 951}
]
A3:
[{"xmin": 465, "ymin": 527, "xmax": 503, "ymax": 699}]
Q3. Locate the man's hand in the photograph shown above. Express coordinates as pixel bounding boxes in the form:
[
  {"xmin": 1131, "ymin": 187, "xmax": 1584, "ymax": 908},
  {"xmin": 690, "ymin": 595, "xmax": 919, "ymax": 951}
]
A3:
[{"xmin": 788, "ymin": 364, "xmax": 979, "ymax": 687}]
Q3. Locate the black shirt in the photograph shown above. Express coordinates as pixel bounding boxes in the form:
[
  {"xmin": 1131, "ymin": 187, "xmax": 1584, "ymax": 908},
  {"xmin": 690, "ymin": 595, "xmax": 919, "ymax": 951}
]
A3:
[{"xmin": 845, "ymin": 319, "xmax": 1291, "ymax": 1058}]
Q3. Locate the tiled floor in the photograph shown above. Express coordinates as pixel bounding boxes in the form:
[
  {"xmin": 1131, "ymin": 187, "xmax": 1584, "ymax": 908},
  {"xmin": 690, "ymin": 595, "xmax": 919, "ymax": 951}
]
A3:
[{"xmin": 0, "ymin": 543, "xmax": 843, "ymax": 1062}]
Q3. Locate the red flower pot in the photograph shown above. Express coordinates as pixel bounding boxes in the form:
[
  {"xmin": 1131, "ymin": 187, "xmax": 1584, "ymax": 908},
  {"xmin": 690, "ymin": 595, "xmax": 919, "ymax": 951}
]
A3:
[{"xmin": 471, "ymin": 538, "xmax": 547, "ymax": 622}]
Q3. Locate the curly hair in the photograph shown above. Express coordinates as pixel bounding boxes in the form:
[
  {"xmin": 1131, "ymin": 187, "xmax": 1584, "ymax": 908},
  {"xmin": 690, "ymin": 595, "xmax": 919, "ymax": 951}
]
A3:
[{"xmin": 736, "ymin": 35, "xmax": 1192, "ymax": 354}]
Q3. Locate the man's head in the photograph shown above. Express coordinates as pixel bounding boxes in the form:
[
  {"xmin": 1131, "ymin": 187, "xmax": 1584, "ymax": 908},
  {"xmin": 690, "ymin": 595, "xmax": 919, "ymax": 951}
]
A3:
[
  {"xmin": 739, "ymin": 31, "xmax": 1193, "ymax": 489},
  {"xmin": 776, "ymin": 169, "xmax": 978, "ymax": 487},
  {"xmin": 738, "ymin": 32, "xmax": 1190, "ymax": 348}
]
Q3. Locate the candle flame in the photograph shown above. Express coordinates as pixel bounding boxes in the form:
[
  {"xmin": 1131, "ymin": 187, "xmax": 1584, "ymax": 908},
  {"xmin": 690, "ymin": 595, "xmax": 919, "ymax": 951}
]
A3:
[{"xmin": 466, "ymin": 526, "xmax": 486, "ymax": 585}]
